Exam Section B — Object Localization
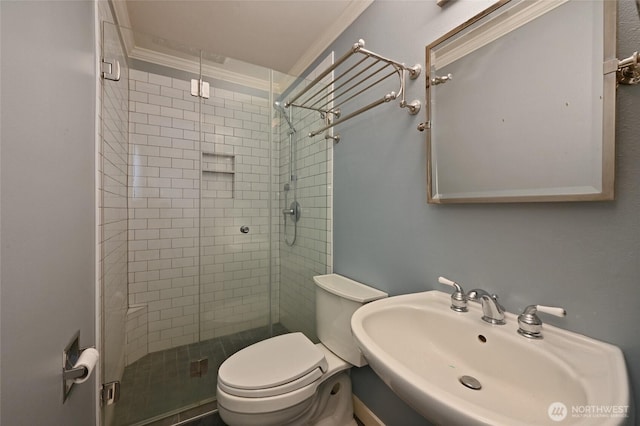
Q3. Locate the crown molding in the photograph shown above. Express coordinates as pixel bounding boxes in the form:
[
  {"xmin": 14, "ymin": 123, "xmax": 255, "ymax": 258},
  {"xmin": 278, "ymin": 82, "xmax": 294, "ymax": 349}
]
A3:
[
  {"xmin": 129, "ymin": 46, "xmax": 279, "ymax": 92},
  {"xmin": 288, "ymin": 0, "xmax": 373, "ymax": 77}
]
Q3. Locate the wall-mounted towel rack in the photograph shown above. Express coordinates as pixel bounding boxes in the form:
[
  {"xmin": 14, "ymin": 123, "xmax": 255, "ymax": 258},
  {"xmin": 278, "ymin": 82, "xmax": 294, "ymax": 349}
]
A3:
[{"xmin": 284, "ymin": 39, "xmax": 422, "ymax": 138}]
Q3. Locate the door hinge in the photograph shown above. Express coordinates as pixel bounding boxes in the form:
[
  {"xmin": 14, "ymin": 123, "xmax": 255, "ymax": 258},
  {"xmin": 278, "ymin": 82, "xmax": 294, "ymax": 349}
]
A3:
[
  {"xmin": 191, "ymin": 79, "xmax": 210, "ymax": 99},
  {"xmin": 101, "ymin": 381, "xmax": 120, "ymax": 406},
  {"xmin": 101, "ymin": 58, "xmax": 121, "ymax": 82}
]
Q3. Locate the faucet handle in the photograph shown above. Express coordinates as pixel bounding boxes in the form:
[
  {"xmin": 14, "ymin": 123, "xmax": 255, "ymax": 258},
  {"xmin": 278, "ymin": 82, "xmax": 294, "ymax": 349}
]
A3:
[
  {"xmin": 534, "ymin": 305, "xmax": 566, "ymax": 318},
  {"xmin": 438, "ymin": 276, "xmax": 459, "ymax": 288},
  {"xmin": 517, "ymin": 304, "xmax": 566, "ymax": 339},
  {"xmin": 438, "ymin": 276, "xmax": 467, "ymax": 312}
]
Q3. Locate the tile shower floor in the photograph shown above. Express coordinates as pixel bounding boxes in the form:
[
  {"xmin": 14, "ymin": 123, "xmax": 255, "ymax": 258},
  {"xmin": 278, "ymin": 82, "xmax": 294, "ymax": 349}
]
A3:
[{"xmin": 113, "ymin": 323, "xmax": 289, "ymax": 426}]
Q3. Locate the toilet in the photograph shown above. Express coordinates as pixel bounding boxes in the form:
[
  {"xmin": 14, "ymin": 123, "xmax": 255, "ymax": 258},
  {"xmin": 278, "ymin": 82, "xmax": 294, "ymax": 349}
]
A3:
[{"xmin": 216, "ymin": 273, "xmax": 388, "ymax": 426}]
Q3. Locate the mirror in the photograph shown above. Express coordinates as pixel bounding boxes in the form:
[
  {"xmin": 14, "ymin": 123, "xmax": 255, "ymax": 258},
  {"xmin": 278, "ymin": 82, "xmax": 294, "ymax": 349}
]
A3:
[{"xmin": 426, "ymin": 0, "xmax": 617, "ymax": 203}]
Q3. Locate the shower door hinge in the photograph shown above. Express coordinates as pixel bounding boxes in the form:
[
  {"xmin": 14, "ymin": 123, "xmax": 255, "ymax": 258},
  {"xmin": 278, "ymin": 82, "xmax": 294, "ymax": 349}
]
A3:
[
  {"xmin": 191, "ymin": 79, "xmax": 210, "ymax": 99},
  {"xmin": 101, "ymin": 58, "xmax": 121, "ymax": 81},
  {"xmin": 100, "ymin": 381, "xmax": 120, "ymax": 406}
]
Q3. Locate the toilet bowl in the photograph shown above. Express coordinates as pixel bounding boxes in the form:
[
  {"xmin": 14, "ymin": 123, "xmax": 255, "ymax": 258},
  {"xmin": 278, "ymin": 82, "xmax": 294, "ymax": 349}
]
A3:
[{"xmin": 216, "ymin": 274, "xmax": 388, "ymax": 426}]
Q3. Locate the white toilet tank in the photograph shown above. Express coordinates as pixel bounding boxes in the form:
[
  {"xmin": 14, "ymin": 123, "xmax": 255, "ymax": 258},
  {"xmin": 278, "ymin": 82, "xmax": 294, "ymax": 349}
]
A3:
[{"xmin": 314, "ymin": 274, "xmax": 387, "ymax": 367}]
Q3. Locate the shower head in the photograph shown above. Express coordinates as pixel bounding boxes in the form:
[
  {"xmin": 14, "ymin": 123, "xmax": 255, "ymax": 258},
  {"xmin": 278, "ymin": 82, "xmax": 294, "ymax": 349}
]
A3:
[{"xmin": 274, "ymin": 101, "xmax": 296, "ymax": 134}]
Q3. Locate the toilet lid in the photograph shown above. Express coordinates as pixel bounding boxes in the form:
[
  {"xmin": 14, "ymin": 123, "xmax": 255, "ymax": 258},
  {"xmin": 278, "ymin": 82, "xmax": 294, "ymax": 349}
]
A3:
[{"xmin": 217, "ymin": 332, "xmax": 328, "ymax": 394}]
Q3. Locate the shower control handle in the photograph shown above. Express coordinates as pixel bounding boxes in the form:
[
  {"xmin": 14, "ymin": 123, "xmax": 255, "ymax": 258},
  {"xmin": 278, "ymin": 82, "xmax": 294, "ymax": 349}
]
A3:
[
  {"xmin": 282, "ymin": 201, "xmax": 301, "ymax": 223},
  {"xmin": 240, "ymin": 226, "xmax": 249, "ymax": 234}
]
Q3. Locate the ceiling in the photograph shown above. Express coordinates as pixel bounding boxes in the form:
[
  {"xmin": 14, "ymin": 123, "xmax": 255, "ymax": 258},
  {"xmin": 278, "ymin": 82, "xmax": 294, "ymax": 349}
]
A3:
[{"xmin": 112, "ymin": 0, "xmax": 373, "ymax": 78}]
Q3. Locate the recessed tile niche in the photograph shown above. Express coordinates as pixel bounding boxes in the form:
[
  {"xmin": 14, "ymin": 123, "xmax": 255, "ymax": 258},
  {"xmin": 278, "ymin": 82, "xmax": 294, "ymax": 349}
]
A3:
[{"xmin": 202, "ymin": 152, "xmax": 235, "ymax": 199}]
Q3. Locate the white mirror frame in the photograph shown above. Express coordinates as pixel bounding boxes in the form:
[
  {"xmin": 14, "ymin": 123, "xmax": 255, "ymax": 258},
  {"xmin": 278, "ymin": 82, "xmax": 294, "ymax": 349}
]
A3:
[{"xmin": 426, "ymin": 0, "xmax": 617, "ymax": 204}]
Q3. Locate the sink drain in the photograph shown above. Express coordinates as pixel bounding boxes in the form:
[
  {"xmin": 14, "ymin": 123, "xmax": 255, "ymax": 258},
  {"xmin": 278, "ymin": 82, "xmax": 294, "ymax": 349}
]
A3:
[{"xmin": 459, "ymin": 375, "xmax": 482, "ymax": 390}]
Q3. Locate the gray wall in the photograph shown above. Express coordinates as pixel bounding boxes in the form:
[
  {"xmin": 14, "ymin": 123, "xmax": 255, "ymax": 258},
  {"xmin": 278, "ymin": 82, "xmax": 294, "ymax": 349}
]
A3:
[
  {"xmin": 324, "ymin": 1, "xmax": 640, "ymax": 423},
  {"xmin": 1, "ymin": 1, "xmax": 96, "ymax": 424}
]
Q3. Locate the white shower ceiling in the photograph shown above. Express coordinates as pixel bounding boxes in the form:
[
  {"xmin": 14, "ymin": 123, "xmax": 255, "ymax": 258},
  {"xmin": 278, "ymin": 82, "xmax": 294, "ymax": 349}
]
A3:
[{"xmin": 115, "ymin": 0, "xmax": 373, "ymax": 77}]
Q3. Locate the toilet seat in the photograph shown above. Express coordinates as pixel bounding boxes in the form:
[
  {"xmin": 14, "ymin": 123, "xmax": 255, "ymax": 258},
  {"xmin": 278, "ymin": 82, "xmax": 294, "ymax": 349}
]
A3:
[
  {"xmin": 217, "ymin": 332, "xmax": 328, "ymax": 398},
  {"xmin": 217, "ymin": 375, "xmax": 320, "ymax": 414}
]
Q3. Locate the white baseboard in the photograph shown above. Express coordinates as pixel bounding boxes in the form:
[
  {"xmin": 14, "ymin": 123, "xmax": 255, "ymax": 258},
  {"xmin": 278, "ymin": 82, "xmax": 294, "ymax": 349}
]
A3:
[{"xmin": 353, "ymin": 395, "xmax": 385, "ymax": 426}]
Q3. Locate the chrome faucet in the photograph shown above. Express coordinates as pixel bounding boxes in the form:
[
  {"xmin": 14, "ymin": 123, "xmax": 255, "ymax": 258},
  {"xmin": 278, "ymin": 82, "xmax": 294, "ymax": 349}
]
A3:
[
  {"xmin": 466, "ymin": 288, "xmax": 490, "ymax": 302},
  {"xmin": 438, "ymin": 278, "xmax": 506, "ymax": 325},
  {"xmin": 479, "ymin": 294, "xmax": 506, "ymax": 325},
  {"xmin": 467, "ymin": 289, "xmax": 505, "ymax": 325}
]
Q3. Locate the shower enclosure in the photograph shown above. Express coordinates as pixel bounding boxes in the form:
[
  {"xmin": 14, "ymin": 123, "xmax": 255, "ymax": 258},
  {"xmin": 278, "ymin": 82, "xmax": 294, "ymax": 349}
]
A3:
[{"xmin": 99, "ymin": 21, "xmax": 333, "ymax": 425}]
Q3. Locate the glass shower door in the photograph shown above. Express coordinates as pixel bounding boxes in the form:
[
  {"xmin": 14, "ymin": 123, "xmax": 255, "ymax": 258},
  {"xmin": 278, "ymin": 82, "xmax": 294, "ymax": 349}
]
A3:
[
  {"xmin": 101, "ymin": 23, "xmax": 213, "ymax": 425},
  {"xmin": 100, "ymin": 20, "xmax": 130, "ymax": 426},
  {"xmin": 99, "ymin": 29, "xmax": 282, "ymax": 424},
  {"xmin": 197, "ymin": 56, "xmax": 280, "ymax": 401}
]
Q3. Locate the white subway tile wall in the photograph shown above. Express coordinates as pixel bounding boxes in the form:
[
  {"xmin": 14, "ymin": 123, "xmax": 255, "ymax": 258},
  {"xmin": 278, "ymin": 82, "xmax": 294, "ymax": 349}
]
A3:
[
  {"xmin": 128, "ymin": 70, "xmax": 277, "ymax": 352},
  {"xmin": 277, "ymin": 57, "xmax": 333, "ymax": 341},
  {"xmin": 198, "ymin": 88, "xmax": 275, "ymax": 340},
  {"xmin": 122, "ymin": 59, "xmax": 333, "ymax": 355},
  {"xmin": 129, "ymin": 70, "xmax": 199, "ymax": 353}
]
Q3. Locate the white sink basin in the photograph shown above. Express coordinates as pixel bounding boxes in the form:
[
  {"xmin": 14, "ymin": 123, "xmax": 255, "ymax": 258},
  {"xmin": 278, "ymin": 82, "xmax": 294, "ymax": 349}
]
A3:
[{"xmin": 351, "ymin": 290, "xmax": 631, "ymax": 425}]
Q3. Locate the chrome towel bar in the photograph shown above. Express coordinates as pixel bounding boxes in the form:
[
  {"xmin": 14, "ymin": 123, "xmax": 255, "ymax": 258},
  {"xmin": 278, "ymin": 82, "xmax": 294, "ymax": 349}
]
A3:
[{"xmin": 285, "ymin": 39, "xmax": 421, "ymax": 138}]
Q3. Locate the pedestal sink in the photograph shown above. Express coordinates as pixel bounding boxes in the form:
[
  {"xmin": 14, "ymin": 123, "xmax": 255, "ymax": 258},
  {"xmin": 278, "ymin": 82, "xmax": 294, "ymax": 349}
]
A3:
[{"xmin": 351, "ymin": 290, "xmax": 631, "ymax": 425}]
